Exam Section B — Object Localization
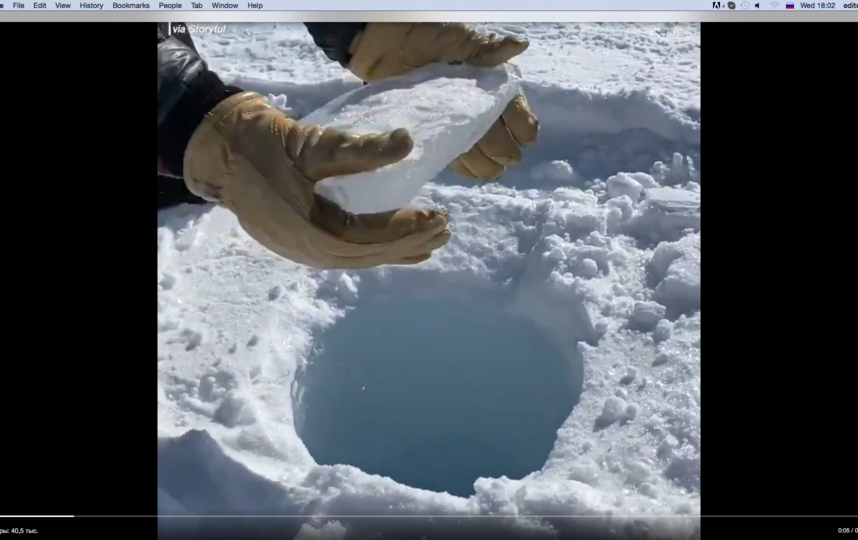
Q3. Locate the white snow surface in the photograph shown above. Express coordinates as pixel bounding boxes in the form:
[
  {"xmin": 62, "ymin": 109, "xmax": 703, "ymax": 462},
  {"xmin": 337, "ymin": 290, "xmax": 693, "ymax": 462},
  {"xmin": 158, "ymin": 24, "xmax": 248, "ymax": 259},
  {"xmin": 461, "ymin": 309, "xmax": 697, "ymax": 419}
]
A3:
[
  {"xmin": 305, "ymin": 63, "xmax": 521, "ymax": 214},
  {"xmin": 159, "ymin": 23, "xmax": 701, "ymax": 539}
]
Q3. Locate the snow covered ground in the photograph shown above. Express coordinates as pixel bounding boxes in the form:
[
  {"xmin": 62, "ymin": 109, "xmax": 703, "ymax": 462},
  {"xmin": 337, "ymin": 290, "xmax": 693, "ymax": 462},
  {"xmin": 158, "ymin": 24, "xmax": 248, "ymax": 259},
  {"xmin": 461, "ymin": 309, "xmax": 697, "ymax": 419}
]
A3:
[{"xmin": 158, "ymin": 22, "xmax": 701, "ymax": 539}]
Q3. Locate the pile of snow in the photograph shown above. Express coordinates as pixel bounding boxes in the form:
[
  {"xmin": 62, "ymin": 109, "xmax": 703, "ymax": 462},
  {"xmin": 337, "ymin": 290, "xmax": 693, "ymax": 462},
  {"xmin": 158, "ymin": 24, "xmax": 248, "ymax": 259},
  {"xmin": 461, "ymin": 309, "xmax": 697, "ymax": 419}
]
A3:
[{"xmin": 159, "ymin": 22, "xmax": 701, "ymax": 540}]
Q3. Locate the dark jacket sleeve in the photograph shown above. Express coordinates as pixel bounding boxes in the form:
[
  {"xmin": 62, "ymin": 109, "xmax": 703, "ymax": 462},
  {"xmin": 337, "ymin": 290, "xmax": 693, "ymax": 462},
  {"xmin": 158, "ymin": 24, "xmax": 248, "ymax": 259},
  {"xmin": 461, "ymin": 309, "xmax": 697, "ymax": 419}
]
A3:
[
  {"xmin": 157, "ymin": 23, "xmax": 243, "ymax": 179},
  {"xmin": 303, "ymin": 23, "xmax": 367, "ymax": 68}
]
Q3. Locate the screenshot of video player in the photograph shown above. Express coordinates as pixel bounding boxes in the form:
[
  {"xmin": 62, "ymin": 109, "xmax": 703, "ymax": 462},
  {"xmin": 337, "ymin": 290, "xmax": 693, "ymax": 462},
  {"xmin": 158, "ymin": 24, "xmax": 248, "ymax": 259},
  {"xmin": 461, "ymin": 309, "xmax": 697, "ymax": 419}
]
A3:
[{"xmin": 0, "ymin": 3, "xmax": 854, "ymax": 540}]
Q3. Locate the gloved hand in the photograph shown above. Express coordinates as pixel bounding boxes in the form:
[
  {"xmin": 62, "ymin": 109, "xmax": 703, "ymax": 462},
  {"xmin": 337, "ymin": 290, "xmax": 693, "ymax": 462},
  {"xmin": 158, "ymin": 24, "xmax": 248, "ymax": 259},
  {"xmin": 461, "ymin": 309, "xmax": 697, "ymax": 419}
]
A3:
[
  {"xmin": 346, "ymin": 23, "xmax": 539, "ymax": 180},
  {"xmin": 183, "ymin": 92, "xmax": 450, "ymax": 269}
]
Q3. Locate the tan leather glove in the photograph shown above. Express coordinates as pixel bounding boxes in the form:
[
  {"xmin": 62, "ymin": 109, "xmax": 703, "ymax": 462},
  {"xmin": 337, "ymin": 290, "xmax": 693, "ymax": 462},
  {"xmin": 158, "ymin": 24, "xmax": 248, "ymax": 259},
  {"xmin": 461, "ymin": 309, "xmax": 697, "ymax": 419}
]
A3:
[
  {"xmin": 183, "ymin": 92, "xmax": 450, "ymax": 269},
  {"xmin": 347, "ymin": 23, "xmax": 539, "ymax": 180}
]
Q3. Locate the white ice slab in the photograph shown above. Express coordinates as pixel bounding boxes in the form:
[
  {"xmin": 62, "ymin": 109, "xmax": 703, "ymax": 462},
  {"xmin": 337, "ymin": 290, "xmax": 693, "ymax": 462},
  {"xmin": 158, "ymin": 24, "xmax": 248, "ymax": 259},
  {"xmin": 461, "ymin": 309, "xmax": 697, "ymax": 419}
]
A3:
[
  {"xmin": 303, "ymin": 63, "xmax": 522, "ymax": 215},
  {"xmin": 644, "ymin": 187, "xmax": 701, "ymax": 212}
]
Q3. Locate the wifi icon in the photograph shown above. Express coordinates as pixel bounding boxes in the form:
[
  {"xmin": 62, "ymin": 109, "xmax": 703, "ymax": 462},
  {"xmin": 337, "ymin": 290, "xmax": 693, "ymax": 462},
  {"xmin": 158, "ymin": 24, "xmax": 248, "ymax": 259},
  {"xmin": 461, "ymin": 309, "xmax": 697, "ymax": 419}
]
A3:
[{"xmin": 770, "ymin": 1, "xmax": 779, "ymax": 6}]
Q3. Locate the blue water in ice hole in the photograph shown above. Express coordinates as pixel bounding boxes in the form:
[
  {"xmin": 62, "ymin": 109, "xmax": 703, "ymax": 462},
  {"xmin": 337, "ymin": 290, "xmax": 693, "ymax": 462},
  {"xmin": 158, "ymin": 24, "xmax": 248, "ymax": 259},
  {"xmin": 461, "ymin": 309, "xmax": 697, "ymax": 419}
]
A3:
[{"xmin": 298, "ymin": 295, "xmax": 582, "ymax": 497}]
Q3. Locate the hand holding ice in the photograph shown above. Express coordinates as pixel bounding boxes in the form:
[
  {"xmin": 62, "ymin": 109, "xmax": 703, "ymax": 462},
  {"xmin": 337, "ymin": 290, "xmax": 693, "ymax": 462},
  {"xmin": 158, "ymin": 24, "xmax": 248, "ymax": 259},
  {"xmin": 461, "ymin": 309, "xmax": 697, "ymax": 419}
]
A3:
[{"xmin": 302, "ymin": 63, "xmax": 522, "ymax": 215}]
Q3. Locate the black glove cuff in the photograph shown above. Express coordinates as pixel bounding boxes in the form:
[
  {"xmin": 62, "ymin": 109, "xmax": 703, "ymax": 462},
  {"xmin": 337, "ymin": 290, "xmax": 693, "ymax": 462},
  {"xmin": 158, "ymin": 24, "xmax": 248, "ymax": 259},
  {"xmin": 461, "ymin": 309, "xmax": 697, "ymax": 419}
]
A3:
[
  {"xmin": 158, "ymin": 69, "xmax": 243, "ymax": 179},
  {"xmin": 304, "ymin": 23, "xmax": 367, "ymax": 68}
]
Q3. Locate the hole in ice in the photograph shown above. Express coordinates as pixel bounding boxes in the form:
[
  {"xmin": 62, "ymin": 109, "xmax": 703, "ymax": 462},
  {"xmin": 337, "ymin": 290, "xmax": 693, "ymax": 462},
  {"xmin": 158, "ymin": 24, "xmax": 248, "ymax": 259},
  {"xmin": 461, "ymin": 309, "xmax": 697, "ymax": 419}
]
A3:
[{"xmin": 296, "ymin": 294, "xmax": 581, "ymax": 497}]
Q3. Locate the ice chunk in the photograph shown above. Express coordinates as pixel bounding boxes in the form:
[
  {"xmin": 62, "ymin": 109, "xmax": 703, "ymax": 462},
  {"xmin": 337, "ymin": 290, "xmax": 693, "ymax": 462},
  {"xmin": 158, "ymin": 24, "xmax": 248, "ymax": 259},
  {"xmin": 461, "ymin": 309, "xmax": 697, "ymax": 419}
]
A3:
[
  {"xmin": 606, "ymin": 173, "xmax": 643, "ymax": 203},
  {"xmin": 532, "ymin": 160, "xmax": 575, "ymax": 183},
  {"xmin": 629, "ymin": 301, "xmax": 666, "ymax": 331},
  {"xmin": 644, "ymin": 187, "xmax": 701, "ymax": 212},
  {"xmin": 302, "ymin": 63, "xmax": 522, "ymax": 214}
]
